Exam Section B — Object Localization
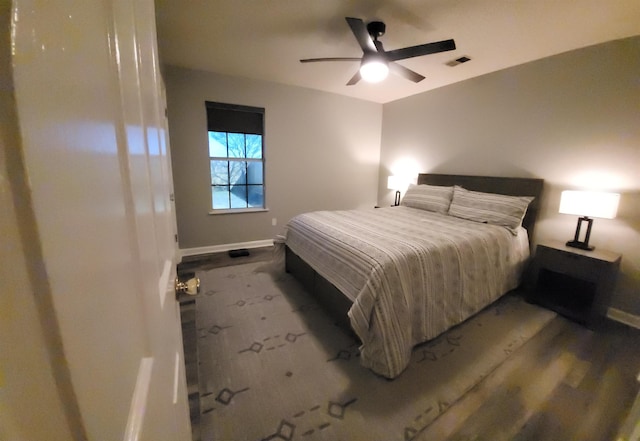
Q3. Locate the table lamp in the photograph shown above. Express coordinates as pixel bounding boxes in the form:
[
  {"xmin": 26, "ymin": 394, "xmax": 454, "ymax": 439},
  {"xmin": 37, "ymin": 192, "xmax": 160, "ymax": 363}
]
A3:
[{"xmin": 558, "ymin": 190, "xmax": 620, "ymax": 251}]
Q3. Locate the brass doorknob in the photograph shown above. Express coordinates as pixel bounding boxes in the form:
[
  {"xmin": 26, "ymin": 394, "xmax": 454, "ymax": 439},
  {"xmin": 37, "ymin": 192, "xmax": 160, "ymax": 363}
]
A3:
[{"xmin": 175, "ymin": 277, "xmax": 200, "ymax": 296}]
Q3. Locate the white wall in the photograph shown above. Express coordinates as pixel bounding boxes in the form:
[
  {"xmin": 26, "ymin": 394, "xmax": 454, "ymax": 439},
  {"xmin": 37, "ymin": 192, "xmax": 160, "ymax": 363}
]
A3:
[
  {"xmin": 164, "ymin": 66, "xmax": 382, "ymax": 249},
  {"xmin": 378, "ymin": 37, "xmax": 640, "ymax": 314}
]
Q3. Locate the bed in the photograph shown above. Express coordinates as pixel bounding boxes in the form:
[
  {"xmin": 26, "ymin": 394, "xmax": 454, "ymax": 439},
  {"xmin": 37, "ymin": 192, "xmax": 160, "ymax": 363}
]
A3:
[{"xmin": 284, "ymin": 173, "xmax": 544, "ymax": 378}]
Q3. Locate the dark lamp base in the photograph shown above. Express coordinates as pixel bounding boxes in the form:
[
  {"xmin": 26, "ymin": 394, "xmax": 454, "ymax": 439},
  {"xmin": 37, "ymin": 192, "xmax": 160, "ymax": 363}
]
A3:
[
  {"xmin": 566, "ymin": 216, "xmax": 595, "ymax": 251},
  {"xmin": 394, "ymin": 190, "xmax": 401, "ymax": 207},
  {"xmin": 566, "ymin": 240, "xmax": 594, "ymax": 251}
]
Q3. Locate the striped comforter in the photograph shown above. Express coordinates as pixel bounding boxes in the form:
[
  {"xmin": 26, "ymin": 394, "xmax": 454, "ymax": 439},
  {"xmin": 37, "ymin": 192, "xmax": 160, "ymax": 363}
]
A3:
[{"xmin": 285, "ymin": 206, "xmax": 530, "ymax": 378}]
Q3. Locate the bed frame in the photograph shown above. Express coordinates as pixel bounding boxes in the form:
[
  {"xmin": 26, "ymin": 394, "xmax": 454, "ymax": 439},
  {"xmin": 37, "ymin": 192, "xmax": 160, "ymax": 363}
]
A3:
[{"xmin": 285, "ymin": 173, "xmax": 544, "ymax": 329}]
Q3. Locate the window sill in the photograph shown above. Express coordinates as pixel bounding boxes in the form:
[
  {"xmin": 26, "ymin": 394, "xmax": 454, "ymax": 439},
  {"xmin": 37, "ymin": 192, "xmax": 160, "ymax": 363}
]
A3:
[{"xmin": 208, "ymin": 208, "xmax": 269, "ymax": 215}]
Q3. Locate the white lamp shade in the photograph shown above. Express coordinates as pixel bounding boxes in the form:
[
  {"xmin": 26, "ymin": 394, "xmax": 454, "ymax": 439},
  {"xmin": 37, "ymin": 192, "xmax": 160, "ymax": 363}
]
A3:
[
  {"xmin": 559, "ymin": 190, "xmax": 620, "ymax": 219},
  {"xmin": 360, "ymin": 59, "xmax": 389, "ymax": 83},
  {"xmin": 387, "ymin": 175, "xmax": 401, "ymax": 190}
]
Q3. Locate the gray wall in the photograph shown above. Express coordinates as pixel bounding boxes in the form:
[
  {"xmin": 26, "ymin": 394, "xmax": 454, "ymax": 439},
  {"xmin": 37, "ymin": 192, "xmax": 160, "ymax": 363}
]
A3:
[
  {"xmin": 164, "ymin": 66, "xmax": 382, "ymax": 249},
  {"xmin": 378, "ymin": 37, "xmax": 640, "ymax": 314}
]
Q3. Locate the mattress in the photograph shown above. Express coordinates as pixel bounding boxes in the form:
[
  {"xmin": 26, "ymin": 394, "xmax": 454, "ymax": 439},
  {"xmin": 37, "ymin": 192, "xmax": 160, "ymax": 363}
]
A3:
[{"xmin": 285, "ymin": 206, "xmax": 530, "ymax": 378}]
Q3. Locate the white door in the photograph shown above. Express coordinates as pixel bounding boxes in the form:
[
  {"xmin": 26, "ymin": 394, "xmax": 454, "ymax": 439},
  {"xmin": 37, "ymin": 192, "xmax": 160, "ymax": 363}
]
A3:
[{"xmin": 5, "ymin": 0, "xmax": 191, "ymax": 439}]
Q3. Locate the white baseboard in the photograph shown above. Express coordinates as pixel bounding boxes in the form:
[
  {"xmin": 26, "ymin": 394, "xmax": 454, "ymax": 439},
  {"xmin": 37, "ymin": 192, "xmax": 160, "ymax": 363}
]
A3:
[
  {"xmin": 607, "ymin": 307, "xmax": 640, "ymax": 329},
  {"xmin": 179, "ymin": 239, "xmax": 274, "ymax": 259}
]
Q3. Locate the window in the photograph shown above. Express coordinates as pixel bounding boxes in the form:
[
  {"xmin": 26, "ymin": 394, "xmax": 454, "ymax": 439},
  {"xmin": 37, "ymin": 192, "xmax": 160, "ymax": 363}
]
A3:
[{"xmin": 206, "ymin": 102, "xmax": 265, "ymax": 212}]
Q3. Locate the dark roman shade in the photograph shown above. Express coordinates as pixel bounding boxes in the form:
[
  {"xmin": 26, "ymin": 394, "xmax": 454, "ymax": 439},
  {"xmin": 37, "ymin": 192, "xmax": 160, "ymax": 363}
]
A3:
[{"xmin": 205, "ymin": 101, "xmax": 264, "ymax": 135}]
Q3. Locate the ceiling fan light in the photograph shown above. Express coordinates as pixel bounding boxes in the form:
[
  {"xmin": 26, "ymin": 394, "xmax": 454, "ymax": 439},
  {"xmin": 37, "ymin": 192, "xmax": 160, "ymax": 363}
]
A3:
[{"xmin": 360, "ymin": 59, "xmax": 389, "ymax": 83}]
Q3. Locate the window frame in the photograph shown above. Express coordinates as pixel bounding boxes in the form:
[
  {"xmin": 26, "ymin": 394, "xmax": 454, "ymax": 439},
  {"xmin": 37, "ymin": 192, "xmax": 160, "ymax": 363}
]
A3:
[{"xmin": 205, "ymin": 101, "xmax": 266, "ymax": 214}]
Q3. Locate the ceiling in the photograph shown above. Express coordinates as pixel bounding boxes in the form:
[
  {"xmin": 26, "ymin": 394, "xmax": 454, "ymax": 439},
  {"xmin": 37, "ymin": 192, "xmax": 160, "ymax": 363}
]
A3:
[{"xmin": 155, "ymin": 0, "xmax": 640, "ymax": 104}]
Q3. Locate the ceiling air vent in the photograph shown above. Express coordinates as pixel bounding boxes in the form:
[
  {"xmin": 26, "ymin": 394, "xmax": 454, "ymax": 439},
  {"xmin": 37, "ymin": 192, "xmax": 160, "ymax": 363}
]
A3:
[{"xmin": 446, "ymin": 56, "xmax": 471, "ymax": 67}]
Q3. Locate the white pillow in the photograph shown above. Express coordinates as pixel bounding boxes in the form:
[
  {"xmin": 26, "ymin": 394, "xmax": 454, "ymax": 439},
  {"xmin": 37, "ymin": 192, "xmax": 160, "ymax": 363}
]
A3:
[
  {"xmin": 448, "ymin": 186, "xmax": 533, "ymax": 234},
  {"xmin": 401, "ymin": 184, "xmax": 453, "ymax": 214}
]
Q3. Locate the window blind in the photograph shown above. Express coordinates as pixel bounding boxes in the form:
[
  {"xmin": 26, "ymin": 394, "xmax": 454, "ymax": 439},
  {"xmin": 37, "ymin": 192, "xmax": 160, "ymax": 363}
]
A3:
[{"xmin": 205, "ymin": 101, "xmax": 264, "ymax": 135}]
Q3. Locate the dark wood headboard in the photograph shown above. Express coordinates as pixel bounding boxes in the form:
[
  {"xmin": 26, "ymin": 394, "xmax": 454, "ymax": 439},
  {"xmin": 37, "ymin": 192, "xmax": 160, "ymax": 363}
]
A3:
[{"xmin": 417, "ymin": 173, "xmax": 544, "ymax": 240}]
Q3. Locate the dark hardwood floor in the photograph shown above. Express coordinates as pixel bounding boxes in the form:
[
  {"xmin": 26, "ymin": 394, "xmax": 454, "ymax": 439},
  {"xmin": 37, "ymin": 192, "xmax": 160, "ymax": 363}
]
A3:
[
  {"xmin": 417, "ymin": 315, "xmax": 640, "ymax": 441},
  {"xmin": 179, "ymin": 247, "xmax": 640, "ymax": 441}
]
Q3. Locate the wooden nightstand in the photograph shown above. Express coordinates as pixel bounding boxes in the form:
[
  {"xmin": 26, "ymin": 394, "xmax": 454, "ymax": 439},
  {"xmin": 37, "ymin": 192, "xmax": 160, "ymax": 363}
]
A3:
[{"xmin": 527, "ymin": 240, "xmax": 621, "ymax": 328}]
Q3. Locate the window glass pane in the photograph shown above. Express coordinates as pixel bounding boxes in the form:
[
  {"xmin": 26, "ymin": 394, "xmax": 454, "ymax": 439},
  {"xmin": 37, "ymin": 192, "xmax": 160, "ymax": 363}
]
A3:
[
  {"xmin": 246, "ymin": 161, "xmax": 263, "ymax": 185},
  {"xmin": 212, "ymin": 186, "xmax": 230, "ymax": 209},
  {"xmin": 210, "ymin": 160, "xmax": 229, "ymax": 185},
  {"xmin": 230, "ymin": 185, "xmax": 248, "ymax": 209},
  {"xmin": 206, "ymin": 103, "xmax": 265, "ymax": 211},
  {"xmin": 229, "ymin": 161, "xmax": 247, "ymax": 185},
  {"xmin": 246, "ymin": 134, "xmax": 262, "ymax": 159},
  {"xmin": 227, "ymin": 133, "xmax": 245, "ymax": 158},
  {"xmin": 208, "ymin": 131, "xmax": 227, "ymax": 157},
  {"xmin": 248, "ymin": 185, "xmax": 264, "ymax": 208}
]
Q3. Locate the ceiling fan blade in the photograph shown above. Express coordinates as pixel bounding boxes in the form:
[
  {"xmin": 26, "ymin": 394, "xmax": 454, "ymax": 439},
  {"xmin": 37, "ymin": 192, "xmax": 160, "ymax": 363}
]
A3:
[
  {"xmin": 345, "ymin": 17, "xmax": 377, "ymax": 53},
  {"xmin": 386, "ymin": 39, "xmax": 456, "ymax": 62},
  {"xmin": 346, "ymin": 70, "xmax": 361, "ymax": 86},
  {"xmin": 300, "ymin": 57, "xmax": 361, "ymax": 63},
  {"xmin": 389, "ymin": 62, "xmax": 425, "ymax": 83}
]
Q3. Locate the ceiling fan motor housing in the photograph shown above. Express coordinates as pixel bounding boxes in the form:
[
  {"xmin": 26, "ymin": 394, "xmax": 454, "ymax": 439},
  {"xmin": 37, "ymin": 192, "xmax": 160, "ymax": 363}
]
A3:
[{"xmin": 367, "ymin": 21, "xmax": 386, "ymax": 39}]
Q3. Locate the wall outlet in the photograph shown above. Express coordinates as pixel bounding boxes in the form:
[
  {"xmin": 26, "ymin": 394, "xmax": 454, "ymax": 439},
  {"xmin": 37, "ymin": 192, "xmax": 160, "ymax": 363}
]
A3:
[{"xmin": 272, "ymin": 218, "xmax": 277, "ymax": 226}]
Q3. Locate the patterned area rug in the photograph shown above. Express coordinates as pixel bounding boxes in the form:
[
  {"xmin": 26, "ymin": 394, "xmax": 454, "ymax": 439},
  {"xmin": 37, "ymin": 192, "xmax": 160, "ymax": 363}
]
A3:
[{"xmin": 195, "ymin": 261, "xmax": 556, "ymax": 441}]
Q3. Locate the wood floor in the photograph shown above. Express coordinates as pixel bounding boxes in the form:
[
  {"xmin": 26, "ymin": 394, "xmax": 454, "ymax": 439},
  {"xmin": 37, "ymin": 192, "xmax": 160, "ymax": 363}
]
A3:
[{"xmin": 179, "ymin": 247, "xmax": 640, "ymax": 441}]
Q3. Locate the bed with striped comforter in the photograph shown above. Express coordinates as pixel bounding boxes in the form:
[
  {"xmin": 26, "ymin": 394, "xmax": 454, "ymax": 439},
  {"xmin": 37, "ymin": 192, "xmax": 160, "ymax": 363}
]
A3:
[{"xmin": 285, "ymin": 206, "xmax": 530, "ymax": 378}]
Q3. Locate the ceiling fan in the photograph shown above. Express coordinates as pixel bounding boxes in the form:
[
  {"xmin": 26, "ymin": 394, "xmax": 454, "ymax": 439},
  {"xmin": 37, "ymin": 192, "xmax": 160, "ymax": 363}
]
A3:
[{"xmin": 300, "ymin": 17, "xmax": 456, "ymax": 85}]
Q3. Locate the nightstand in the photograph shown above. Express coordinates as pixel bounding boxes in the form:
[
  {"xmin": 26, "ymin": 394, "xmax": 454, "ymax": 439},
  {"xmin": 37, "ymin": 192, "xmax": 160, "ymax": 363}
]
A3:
[{"xmin": 527, "ymin": 240, "xmax": 621, "ymax": 328}]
